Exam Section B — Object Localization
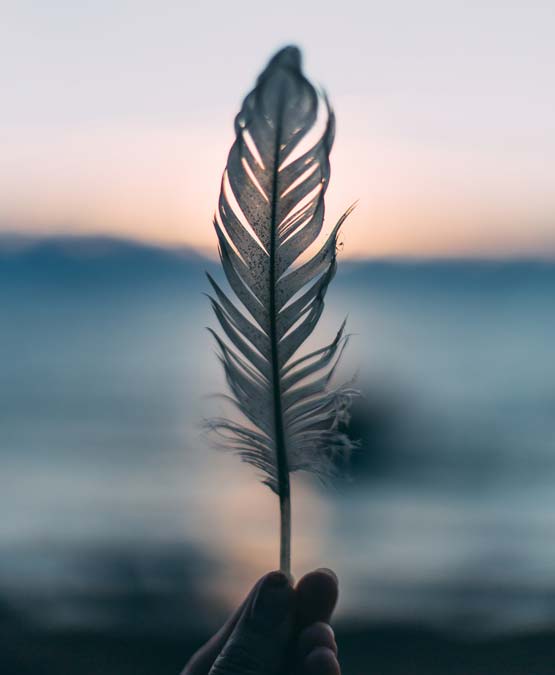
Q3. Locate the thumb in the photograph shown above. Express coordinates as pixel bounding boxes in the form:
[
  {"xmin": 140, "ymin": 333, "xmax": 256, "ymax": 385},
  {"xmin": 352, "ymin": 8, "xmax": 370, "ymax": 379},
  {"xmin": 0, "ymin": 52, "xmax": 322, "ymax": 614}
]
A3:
[{"xmin": 209, "ymin": 571, "xmax": 296, "ymax": 675}]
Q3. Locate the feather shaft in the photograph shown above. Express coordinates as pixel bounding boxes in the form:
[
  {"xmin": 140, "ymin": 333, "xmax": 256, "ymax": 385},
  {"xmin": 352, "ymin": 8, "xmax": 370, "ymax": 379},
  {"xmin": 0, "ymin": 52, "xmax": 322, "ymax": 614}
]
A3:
[{"xmin": 268, "ymin": 82, "xmax": 292, "ymax": 575}]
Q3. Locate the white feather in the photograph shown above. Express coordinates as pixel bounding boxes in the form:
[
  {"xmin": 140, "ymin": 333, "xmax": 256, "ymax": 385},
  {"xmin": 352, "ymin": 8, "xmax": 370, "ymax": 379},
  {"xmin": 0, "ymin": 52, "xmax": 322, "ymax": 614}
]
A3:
[{"xmin": 206, "ymin": 46, "xmax": 357, "ymax": 572}]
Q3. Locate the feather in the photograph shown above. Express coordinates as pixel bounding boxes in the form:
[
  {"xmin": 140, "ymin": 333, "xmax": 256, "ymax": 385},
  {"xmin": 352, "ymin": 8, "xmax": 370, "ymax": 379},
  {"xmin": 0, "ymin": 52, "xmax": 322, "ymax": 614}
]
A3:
[{"xmin": 206, "ymin": 45, "xmax": 357, "ymax": 574}]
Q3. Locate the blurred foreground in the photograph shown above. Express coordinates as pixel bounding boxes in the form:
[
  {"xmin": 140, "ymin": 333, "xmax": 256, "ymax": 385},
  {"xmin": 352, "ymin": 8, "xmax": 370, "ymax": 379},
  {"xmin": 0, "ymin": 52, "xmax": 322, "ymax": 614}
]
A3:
[
  {"xmin": 2, "ymin": 236, "xmax": 555, "ymax": 673},
  {"xmin": 4, "ymin": 609, "xmax": 555, "ymax": 675}
]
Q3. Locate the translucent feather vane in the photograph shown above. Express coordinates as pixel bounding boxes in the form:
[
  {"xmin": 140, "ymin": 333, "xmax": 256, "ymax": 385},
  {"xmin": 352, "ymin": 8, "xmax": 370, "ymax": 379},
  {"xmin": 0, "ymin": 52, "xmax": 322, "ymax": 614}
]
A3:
[{"xmin": 206, "ymin": 45, "xmax": 357, "ymax": 574}]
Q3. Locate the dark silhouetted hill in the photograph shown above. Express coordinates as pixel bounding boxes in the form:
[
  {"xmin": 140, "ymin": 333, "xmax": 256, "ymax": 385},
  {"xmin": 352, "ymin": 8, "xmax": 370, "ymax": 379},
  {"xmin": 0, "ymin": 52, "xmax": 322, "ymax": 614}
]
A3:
[
  {"xmin": 2, "ymin": 234, "xmax": 554, "ymax": 293},
  {"xmin": 0, "ymin": 234, "xmax": 211, "ymax": 289}
]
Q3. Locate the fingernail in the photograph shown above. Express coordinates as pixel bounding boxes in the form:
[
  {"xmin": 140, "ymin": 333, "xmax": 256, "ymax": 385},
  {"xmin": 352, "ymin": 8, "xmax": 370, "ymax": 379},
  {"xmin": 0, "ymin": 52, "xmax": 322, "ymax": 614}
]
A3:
[{"xmin": 250, "ymin": 571, "xmax": 292, "ymax": 630}]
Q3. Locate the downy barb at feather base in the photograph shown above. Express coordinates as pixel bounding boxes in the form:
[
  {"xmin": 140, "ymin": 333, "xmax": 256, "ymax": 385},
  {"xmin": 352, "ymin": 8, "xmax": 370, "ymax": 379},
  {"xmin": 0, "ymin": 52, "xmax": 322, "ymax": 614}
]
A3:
[{"xmin": 206, "ymin": 46, "xmax": 357, "ymax": 575}]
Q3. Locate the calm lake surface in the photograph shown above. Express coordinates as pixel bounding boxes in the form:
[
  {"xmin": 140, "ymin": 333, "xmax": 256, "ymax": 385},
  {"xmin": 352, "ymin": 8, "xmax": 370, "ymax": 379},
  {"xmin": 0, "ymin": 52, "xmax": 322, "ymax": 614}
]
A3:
[{"xmin": 2, "ymin": 239, "xmax": 555, "ymax": 634}]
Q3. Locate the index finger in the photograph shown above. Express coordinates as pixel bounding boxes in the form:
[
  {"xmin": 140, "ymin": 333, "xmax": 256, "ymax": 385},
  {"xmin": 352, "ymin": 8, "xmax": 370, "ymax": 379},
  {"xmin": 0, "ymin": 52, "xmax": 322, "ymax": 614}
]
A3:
[{"xmin": 183, "ymin": 571, "xmax": 278, "ymax": 675}]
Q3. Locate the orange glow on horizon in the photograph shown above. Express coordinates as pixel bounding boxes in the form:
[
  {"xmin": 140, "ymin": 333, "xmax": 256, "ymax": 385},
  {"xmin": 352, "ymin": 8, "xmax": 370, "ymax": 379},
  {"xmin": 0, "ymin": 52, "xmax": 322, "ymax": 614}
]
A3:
[{"xmin": 1, "ymin": 107, "xmax": 554, "ymax": 260}]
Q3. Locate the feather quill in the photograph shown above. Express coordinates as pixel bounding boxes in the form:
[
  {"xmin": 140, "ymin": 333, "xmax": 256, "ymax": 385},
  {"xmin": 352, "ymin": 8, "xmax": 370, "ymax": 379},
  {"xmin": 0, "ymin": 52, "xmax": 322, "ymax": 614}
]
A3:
[{"xmin": 207, "ymin": 46, "xmax": 357, "ymax": 574}]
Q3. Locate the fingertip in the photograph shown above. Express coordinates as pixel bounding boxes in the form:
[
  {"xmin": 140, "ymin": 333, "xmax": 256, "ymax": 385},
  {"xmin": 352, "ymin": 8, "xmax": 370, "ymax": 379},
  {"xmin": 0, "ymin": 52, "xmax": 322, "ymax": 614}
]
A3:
[
  {"xmin": 262, "ymin": 570, "xmax": 293, "ymax": 588},
  {"xmin": 296, "ymin": 568, "xmax": 339, "ymax": 627},
  {"xmin": 304, "ymin": 646, "xmax": 341, "ymax": 675},
  {"xmin": 315, "ymin": 567, "xmax": 338, "ymax": 584},
  {"xmin": 248, "ymin": 570, "xmax": 296, "ymax": 633},
  {"xmin": 297, "ymin": 568, "xmax": 338, "ymax": 596},
  {"xmin": 259, "ymin": 569, "xmax": 296, "ymax": 588}
]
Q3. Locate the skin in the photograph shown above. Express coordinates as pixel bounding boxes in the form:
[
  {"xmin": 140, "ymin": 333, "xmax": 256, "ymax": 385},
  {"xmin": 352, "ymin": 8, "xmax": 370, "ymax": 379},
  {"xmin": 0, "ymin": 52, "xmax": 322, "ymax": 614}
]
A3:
[{"xmin": 182, "ymin": 569, "xmax": 340, "ymax": 675}]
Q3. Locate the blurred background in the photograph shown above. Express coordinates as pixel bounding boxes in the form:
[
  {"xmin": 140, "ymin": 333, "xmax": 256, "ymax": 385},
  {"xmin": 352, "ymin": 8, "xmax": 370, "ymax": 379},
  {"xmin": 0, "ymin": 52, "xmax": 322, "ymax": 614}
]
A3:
[{"xmin": 2, "ymin": 2, "xmax": 555, "ymax": 674}]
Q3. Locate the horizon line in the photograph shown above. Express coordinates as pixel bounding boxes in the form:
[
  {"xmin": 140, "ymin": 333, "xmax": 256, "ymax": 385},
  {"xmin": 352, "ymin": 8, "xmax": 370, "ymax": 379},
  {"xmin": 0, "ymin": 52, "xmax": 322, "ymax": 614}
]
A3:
[{"xmin": 1, "ymin": 229, "xmax": 555, "ymax": 264}]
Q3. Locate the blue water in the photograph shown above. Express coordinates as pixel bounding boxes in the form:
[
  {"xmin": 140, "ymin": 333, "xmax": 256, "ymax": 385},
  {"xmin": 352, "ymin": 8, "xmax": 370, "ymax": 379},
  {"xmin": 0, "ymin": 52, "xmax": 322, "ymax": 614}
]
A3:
[{"xmin": 1, "ymin": 240, "xmax": 555, "ymax": 633}]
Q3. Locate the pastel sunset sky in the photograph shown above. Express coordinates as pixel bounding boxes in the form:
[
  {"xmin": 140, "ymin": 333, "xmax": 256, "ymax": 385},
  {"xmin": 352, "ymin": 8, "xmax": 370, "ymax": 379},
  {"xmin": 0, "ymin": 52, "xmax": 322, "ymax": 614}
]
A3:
[{"xmin": 2, "ymin": 1, "xmax": 554, "ymax": 258}]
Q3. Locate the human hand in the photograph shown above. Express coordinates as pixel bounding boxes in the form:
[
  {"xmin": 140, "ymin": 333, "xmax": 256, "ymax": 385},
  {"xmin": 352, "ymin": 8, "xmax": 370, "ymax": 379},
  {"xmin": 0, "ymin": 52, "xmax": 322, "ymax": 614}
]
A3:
[{"xmin": 182, "ymin": 569, "xmax": 340, "ymax": 675}]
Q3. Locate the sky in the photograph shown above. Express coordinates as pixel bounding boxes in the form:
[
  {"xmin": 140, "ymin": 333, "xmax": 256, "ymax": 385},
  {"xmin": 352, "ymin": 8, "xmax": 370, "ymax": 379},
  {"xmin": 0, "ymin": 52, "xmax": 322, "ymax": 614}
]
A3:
[{"xmin": 1, "ymin": 1, "xmax": 554, "ymax": 258}]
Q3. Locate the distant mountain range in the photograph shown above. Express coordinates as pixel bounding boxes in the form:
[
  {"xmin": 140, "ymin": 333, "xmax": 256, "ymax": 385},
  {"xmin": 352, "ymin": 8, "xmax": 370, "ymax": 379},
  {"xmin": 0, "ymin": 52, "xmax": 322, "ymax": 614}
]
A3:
[
  {"xmin": 1, "ymin": 233, "xmax": 554, "ymax": 291},
  {"xmin": 0, "ymin": 234, "xmax": 210, "ymax": 287}
]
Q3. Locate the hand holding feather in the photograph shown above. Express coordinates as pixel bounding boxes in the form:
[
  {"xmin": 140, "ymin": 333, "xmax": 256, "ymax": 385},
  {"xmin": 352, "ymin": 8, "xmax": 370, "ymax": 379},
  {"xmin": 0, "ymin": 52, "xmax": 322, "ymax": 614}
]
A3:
[{"xmin": 181, "ymin": 569, "xmax": 340, "ymax": 675}]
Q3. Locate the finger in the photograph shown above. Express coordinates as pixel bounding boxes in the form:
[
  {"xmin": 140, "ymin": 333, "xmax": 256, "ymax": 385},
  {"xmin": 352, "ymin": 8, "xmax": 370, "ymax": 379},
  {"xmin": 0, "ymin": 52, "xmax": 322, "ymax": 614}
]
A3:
[
  {"xmin": 297, "ymin": 622, "xmax": 338, "ymax": 661},
  {"xmin": 295, "ymin": 568, "xmax": 338, "ymax": 629},
  {"xmin": 209, "ymin": 571, "xmax": 296, "ymax": 675},
  {"xmin": 304, "ymin": 647, "xmax": 341, "ymax": 675},
  {"xmin": 183, "ymin": 573, "xmax": 268, "ymax": 675}
]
